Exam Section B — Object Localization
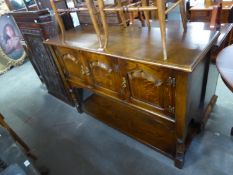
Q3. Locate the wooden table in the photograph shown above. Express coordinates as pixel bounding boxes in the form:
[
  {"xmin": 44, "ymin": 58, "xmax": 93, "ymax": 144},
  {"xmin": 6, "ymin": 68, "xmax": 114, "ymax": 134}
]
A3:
[
  {"xmin": 45, "ymin": 22, "xmax": 220, "ymax": 168},
  {"xmin": 190, "ymin": 1, "xmax": 233, "ymax": 23}
]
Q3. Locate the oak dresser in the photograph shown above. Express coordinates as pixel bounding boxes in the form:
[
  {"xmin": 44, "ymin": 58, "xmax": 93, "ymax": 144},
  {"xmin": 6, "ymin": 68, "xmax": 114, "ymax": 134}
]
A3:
[{"xmin": 45, "ymin": 22, "xmax": 220, "ymax": 168}]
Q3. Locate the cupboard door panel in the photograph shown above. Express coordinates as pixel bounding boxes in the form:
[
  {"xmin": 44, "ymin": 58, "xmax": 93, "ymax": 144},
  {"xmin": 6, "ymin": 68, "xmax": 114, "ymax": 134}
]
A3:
[
  {"xmin": 83, "ymin": 52, "xmax": 121, "ymax": 97},
  {"xmin": 128, "ymin": 70, "xmax": 165, "ymax": 108},
  {"xmin": 53, "ymin": 46, "xmax": 87, "ymax": 83},
  {"xmin": 120, "ymin": 60, "xmax": 176, "ymax": 118}
]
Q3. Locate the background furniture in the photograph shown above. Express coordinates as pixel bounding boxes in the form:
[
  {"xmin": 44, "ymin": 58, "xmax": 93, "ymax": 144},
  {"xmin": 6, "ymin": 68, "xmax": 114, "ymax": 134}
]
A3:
[
  {"xmin": 10, "ymin": 10, "xmax": 75, "ymax": 105},
  {"xmin": 4, "ymin": 0, "xmax": 39, "ymax": 11},
  {"xmin": 216, "ymin": 45, "xmax": 233, "ymax": 136},
  {"xmin": 190, "ymin": 0, "xmax": 233, "ymax": 23}
]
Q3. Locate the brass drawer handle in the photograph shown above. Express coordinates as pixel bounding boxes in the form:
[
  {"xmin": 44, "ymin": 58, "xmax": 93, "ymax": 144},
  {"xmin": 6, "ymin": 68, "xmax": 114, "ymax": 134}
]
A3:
[{"xmin": 121, "ymin": 77, "xmax": 127, "ymax": 89}]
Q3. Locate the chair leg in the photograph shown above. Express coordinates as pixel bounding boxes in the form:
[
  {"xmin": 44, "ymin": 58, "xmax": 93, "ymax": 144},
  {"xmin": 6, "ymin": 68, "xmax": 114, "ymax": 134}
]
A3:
[
  {"xmin": 50, "ymin": 0, "xmax": 66, "ymax": 41},
  {"xmin": 0, "ymin": 114, "xmax": 37, "ymax": 160},
  {"xmin": 85, "ymin": 0, "xmax": 104, "ymax": 49},
  {"xmin": 97, "ymin": 0, "xmax": 109, "ymax": 49},
  {"xmin": 179, "ymin": 0, "xmax": 187, "ymax": 31},
  {"xmin": 231, "ymin": 127, "xmax": 233, "ymax": 136},
  {"xmin": 156, "ymin": 0, "xmax": 167, "ymax": 60},
  {"xmin": 116, "ymin": 0, "xmax": 127, "ymax": 27},
  {"xmin": 142, "ymin": 0, "xmax": 151, "ymax": 27}
]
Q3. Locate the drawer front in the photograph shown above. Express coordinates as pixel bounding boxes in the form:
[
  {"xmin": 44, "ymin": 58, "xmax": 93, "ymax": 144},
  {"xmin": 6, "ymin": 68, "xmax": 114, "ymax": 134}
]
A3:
[
  {"xmin": 83, "ymin": 52, "xmax": 122, "ymax": 97},
  {"xmin": 53, "ymin": 46, "xmax": 87, "ymax": 84},
  {"xmin": 120, "ymin": 60, "xmax": 176, "ymax": 118}
]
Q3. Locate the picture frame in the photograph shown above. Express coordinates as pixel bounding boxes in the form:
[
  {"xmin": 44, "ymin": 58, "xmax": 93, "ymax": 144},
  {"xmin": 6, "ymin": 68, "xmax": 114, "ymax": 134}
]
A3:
[{"xmin": 0, "ymin": 14, "xmax": 26, "ymax": 74}]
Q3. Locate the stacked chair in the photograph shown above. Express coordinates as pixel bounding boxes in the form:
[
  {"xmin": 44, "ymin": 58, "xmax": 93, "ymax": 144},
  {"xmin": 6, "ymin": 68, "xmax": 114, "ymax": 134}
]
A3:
[{"xmin": 50, "ymin": 0, "xmax": 187, "ymax": 60}]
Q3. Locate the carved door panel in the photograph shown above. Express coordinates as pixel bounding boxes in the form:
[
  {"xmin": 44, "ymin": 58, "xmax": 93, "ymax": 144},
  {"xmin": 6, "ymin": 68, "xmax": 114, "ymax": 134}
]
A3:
[
  {"xmin": 119, "ymin": 60, "xmax": 176, "ymax": 118},
  {"xmin": 53, "ymin": 46, "xmax": 88, "ymax": 86},
  {"xmin": 83, "ymin": 52, "xmax": 122, "ymax": 97},
  {"xmin": 23, "ymin": 35, "xmax": 72, "ymax": 104}
]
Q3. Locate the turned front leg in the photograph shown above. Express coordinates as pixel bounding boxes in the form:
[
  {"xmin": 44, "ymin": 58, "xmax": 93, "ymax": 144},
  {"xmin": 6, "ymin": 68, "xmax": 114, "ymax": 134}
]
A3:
[
  {"xmin": 69, "ymin": 88, "xmax": 83, "ymax": 113},
  {"xmin": 174, "ymin": 72, "xmax": 190, "ymax": 169}
]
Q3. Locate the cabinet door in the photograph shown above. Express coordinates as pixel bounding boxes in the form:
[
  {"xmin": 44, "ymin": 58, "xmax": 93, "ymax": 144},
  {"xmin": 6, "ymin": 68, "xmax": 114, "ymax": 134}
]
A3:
[
  {"xmin": 83, "ymin": 52, "xmax": 122, "ymax": 98},
  {"xmin": 120, "ymin": 60, "xmax": 176, "ymax": 118},
  {"xmin": 53, "ymin": 46, "xmax": 88, "ymax": 86}
]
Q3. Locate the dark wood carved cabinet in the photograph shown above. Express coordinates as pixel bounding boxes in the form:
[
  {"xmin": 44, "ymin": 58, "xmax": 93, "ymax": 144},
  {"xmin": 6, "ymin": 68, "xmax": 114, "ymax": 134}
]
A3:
[{"xmin": 10, "ymin": 10, "xmax": 73, "ymax": 105}]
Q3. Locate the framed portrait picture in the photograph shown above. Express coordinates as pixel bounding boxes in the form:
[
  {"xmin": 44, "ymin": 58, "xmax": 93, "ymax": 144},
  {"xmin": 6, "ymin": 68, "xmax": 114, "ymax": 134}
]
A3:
[
  {"xmin": 4, "ymin": 0, "xmax": 38, "ymax": 11},
  {"xmin": 0, "ymin": 14, "xmax": 26, "ymax": 61}
]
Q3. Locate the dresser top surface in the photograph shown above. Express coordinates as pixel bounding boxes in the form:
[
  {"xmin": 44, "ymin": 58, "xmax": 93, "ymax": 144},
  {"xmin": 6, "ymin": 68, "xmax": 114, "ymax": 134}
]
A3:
[{"xmin": 45, "ymin": 22, "xmax": 221, "ymax": 72}]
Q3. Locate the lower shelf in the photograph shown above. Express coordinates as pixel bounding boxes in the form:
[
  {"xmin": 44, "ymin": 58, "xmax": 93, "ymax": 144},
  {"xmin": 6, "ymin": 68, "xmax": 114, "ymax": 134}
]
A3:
[{"xmin": 82, "ymin": 94, "xmax": 177, "ymax": 158}]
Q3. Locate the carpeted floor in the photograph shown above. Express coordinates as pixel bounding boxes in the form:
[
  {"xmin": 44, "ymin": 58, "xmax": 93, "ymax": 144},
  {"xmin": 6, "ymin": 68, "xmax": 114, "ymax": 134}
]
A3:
[{"xmin": 0, "ymin": 60, "xmax": 232, "ymax": 175}]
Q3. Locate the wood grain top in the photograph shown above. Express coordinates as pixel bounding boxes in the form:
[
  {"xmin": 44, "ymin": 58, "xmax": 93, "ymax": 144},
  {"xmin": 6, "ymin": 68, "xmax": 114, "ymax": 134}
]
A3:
[
  {"xmin": 216, "ymin": 45, "xmax": 233, "ymax": 92},
  {"xmin": 45, "ymin": 22, "xmax": 219, "ymax": 72}
]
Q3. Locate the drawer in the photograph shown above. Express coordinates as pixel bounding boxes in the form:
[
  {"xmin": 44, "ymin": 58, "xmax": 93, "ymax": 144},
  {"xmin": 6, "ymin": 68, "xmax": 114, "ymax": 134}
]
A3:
[
  {"xmin": 119, "ymin": 60, "xmax": 176, "ymax": 118},
  {"xmin": 53, "ymin": 46, "xmax": 87, "ymax": 84}
]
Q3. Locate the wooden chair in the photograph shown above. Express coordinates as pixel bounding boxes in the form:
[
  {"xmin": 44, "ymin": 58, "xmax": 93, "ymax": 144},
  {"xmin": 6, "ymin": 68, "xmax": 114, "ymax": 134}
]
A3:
[
  {"xmin": 216, "ymin": 45, "xmax": 233, "ymax": 136},
  {"xmin": 74, "ymin": 0, "xmax": 132, "ymax": 26},
  {"xmin": 50, "ymin": 0, "xmax": 102, "ymax": 46},
  {"xmin": 93, "ymin": 0, "xmax": 187, "ymax": 59},
  {"xmin": 0, "ymin": 113, "xmax": 37, "ymax": 160},
  {"xmin": 50, "ymin": 0, "xmax": 187, "ymax": 60},
  {"xmin": 50, "ymin": 0, "xmax": 132, "ymax": 48}
]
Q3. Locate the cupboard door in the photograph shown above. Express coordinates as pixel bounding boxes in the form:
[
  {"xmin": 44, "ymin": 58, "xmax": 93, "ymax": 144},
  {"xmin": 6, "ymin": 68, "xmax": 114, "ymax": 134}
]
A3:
[
  {"xmin": 120, "ymin": 61, "xmax": 176, "ymax": 118},
  {"xmin": 53, "ymin": 46, "xmax": 88, "ymax": 85},
  {"xmin": 83, "ymin": 52, "xmax": 122, "ymax": 97}
]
